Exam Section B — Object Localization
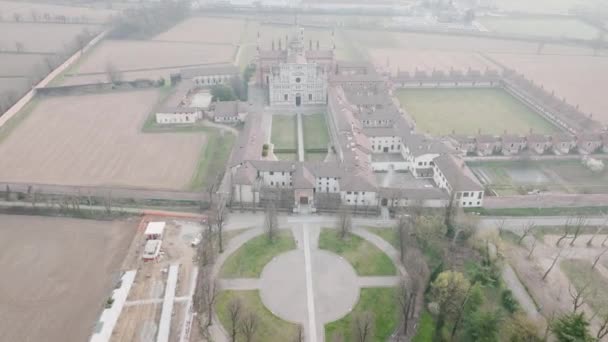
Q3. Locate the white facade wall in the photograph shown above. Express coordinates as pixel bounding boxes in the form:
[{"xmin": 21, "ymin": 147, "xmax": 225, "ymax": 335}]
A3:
[
  {"xmin": 155, "ymin": 111, "xmax": 201, "ymax": 124},
  {"xmin": 457, "ymin": 190, "xmax": 484, "ymax": 207},
  {"xmin": 269, "ymin": 62, "xmax": 327, "ymax": 106},
  {"xmin": 260, "ymin": 171, "xmax": 293, "ymax": 188},
  {"xmin": 371, "ymin": 161, "xmax": 409, "ymax": 172},
  {"xmin": 233, "ymin": 184, "xmax": 257, "ymax": 203},
  {"xmin": 370, "ymin": 136, "xmax": 402, "ymax": 153},
  {"xmin": 214, "ymin": 116, "xmax": 240, "ymax": 123},
  {"xmin": 193, "ymin": 74, "xmax": 234, "ymax": 86},
  {"xmin": 341, "ymin": 191, "xmax": 377, "ymax": 206},
  {"xmin": 315, "ymin": 177, "xmax": 340, "ymax": 193}
]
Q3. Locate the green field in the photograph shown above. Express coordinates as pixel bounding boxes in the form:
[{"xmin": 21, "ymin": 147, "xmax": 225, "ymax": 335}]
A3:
[
  {"xmin": 396, "ymin": 88, "xmax": 558, "ymax": 136},
  {"xmin": 275, "ymin": 152, "xmax": 297, "ymax": 161},
  {"xmin": 302, "ymin": 113, "xmax": 330, "ymax": 150},
  {"xmin": 271, "ymin": 115, "xmax": 297, "ymax": 150},
  {"xmin": 221, "ymin": 230, "xmax": 296, "ymax": 278},
  {"xmin": 469, "ymin": 160, "xmax": 608, "ymax": 195},
  {"xmin": 305, "ymin": 152, "xmax": 327, "ymax": 161},
  {"xmin": 189, "ymin": 131, "xmax": 235, "ymax": 191},
  {"xmin": 479, "ymin": 16, "xmax": 600, "ymax": 40},
  {"xmin": 216, "ymin": 290, "xmax": 300, "ymax": 342},
  {"xmin": 318, "ymin": 229, "xmax": 396, "ymax": 276},
  {"xmin": 325, "ymin": 288, "xmax": 398, "ymax": 341}
]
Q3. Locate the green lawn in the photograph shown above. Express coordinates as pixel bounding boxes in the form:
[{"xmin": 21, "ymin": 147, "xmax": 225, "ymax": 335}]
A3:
[
  {"xmin": 561, "ymin": 259, "xmax": 608, "ymax": 315},
  {"xmin": 216, "ymin": 290, "xmax": 300, "ymax": 342},
  {"xmin": 305, "ymin": 152, "xmax": 327, "ymax": 161},
  {"xmin": 365, "ymin": 227, "xmax": 399, "ymax": 249},
  {"xmin": 468, "ymin": 160, "xmax": 608, "ymax": 195},
  {"xmin": 302, "ymin": 113, "xmax": 329, "ymax": 150},
  {"xmin": 221, "ymin": 230, "xmax": 296, "ymax": 278},
  {"xmin": 188, "ymin": 131, "xmax": 235, "ymax": 191},
  {"xmin": 412, "ymin": 310, "xmax": 435, "ymax": 342},
  {"xmin": 275, "ymin": 152, "xmax": 298, "ymax": 161},
  {"xmin": 318, "ymin": 229, "xmax": 396, "ymax": 276},
  {"xmin": 479, "ymin": 16, "xmax": 600, "ymax": 40},
  {"xmin": 271, "ymin": 115, "xmax": 297, "ymax": 150},
  {"xmin": 325, "ymin": 287, "xmax": 399, "ymax": 341},
  {"xmin": 396, "ymin": 88, "xmax": 558, "ymax": 136}
]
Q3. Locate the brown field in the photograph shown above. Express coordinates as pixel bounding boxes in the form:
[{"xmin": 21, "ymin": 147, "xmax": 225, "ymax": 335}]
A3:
[
  {"xmin": 0, "ymin": 53, "xmax": 49, "ymax": 77},
  {"xmin": 0, "ymin": 77, "xmax": 29, "ymax": 95},
  {"xmin": 0, "ymin": 89, "xmax": 208, "ymax": 190},
  {"xmin": 0, "ymin": 0, "xmax": 117, "ymax": 23},
  {"xmin": 153, "ymin": 16, "xmax": 247, "ymax": 45},
  {"xmin": 0, "ymin": 214, "xmax": 136, "ymax": 342},
  {"xmin": 344, "ymin": 29, "xmax": 604, "ymax": 57},
  {"xmin": 0, "ymin": 22, "xmax": 99, "ymax": 53},
  {"xmin": 370, "ymin": 49, "xmax": 499, "ymax": 74},
  {"xmin": 490, "ymin": 53, "xmax": 608, "ymax": 125},
  {"xmin": 73, "ymin": 40, "xmax": 235, "ymax": 74}
]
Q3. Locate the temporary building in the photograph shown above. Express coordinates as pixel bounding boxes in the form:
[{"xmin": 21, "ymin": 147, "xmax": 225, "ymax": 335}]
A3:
[
  {"xmin": 142, "ymin": 240, "xmax": 162, "ymax": 261},
  {"xmin": 144, "ymin": 222, "xmax": 166, "ymax": 240}
]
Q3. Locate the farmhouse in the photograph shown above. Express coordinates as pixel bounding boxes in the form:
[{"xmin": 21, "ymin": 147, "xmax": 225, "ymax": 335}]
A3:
[
  {"xmin": 475, "ymin": 135, "xmax": 500, "ymax": 156},
  {"xmin": 449, "ymin": 135, "xmax": 476, "ymax": 155},
  {"xmin": 155, "ymin": 107, "xmax": 202, "ymax": 124},
  {"xmin": 180, "ymin": 65, "xmax": 239, "ymax": 86},
  {"xmin": 603, "ymin": 133, "xmax": 608, "ymax": 153},
  {"xmin": 212, "ymin": 100, "xmax": 248, "ymax": 123}
]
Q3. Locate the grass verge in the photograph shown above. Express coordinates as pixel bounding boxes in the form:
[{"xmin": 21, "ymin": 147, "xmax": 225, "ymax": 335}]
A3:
[
  {"xmin": 318, "ymin": 228, "xmax": 396, "ymax": 276},
  {"xmin": 221, "ymin": 230, "xmax": 296, "ymax": 278},
  {"xmin": 188, "ymin": 130, "xmax": 235, "ymax": 191},
  {"xmin": 325, "ymin": 287, "xmax": 398, "ymax": 341},
  {"xmin": 216, "ymin": 290, "xmax": 299, "ymax": 342},
  {"xmin": 466, "ymin": 206, "xmax": 608, "ymax": 217},
  {"xmin": 412, "ymin": 310, "xmax": 435, "ymax": 342}
]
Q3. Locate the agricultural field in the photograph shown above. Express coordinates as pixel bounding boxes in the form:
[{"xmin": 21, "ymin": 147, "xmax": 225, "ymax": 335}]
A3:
[
  {"xmin": 0, "ymin": 53, "xmax": 52, "ymax": 77},
  {"xmin": 0, "ymin": 89, "xmax": 208, "ymax": 190},
  {"xmin": 396, "ymin": 88, "xmax": 558, "ymax": 136},
  {"xmin": 493, "ymin": 0, "xmax": 595, "ymax": 15},
  {"xmin": 370, "ymin": 49, "xmax": 499, "ymax": 75},
  {"xmin": 0, "ymin": 22, "xmax": 98, "ymax": 54},
  {"xmin": 0, "ymin": 0, "xmax": 118, "ymax": 23},
  {"xmin": 0, "ymin": 214, "xmax": 135, "ymax": 342},
  {"xmin": 152, "ymin": 16, "xmax": 247, "ymax": 45},
  {"xmin": 469, "ymin": 159, "xmax": 608, "ymax": 195},
  {"xmin": 271, "ymin": 115, "xmax": 297, "ymax": 150},
  {"xmin": 478, "ymin": 16, "xmax": 601, "ymax": 40},
  {"xmin": 302, "ymin": 113, "xmax": 329, "ymax": 150},
  {"xmin": 489, "ymin": 53, "xmax": 608, "ymax": 125},
  {"xmin": 69, "ymin": 40, "xmax": 235, "ymax": 75},
  {"xmin": 345, "ymin": 28, "xmax": 600, "ymax": 56}
]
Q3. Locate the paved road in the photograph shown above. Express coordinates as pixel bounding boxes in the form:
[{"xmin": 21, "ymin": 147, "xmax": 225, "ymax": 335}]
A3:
[
  {"xmin": 297, "ymin": 113, "xmax": 305, "ymax": 162},
  {"xmin": 484, "ymin": 193, "xmax": 608, "ymax": 209},
  {"xmin": 502, "ymin": 264, "xmax": 542, "ymax": 322}
]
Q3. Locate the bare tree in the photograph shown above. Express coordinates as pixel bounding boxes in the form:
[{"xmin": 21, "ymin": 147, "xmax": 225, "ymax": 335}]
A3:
[
  {"xmin": 264, "ymin": 200, "xmax": 278, "ymax": 242},
  {"xmin": 105, "ymin": 62, "xmax": 122, "ymax": 84},
  {"xmin": 518, "ymin": 221, "xmax": 535, "ymax": 245},
  {"xmin": 397, "ymin": 278, "xmax": 417, "ymax": 336},
  {"xmin": 556, "ymin": 218, "xmax": 572, "ymax": 247},
  {"xmin": 397, "ymin": 215, "xmax": 411, "ymax": 263},
  {"xmin": 14, "ymin": 41, "xmax": 24, "ymax": 53},
  {"xmin": 592, "ymin": 248, "xmax": 608, "ymax": 270},
  {"xmin": 292, "ymin": 325, "xmax": 304, "ymax": 342},
  {"xmin": 568, "ymin": 282, "xmax": 590, "ymax": 312},
  {"xmin": 597, "ymin": 314, "xmax": 608, "ymax": 340},
  {"xmin": 338, "ymin": 204, "xmax": 352, "ymax": 239},
  {"xmin": 542, "ymin": 248, "xmax": 563, "ymax": 281},
  {"xmin": 239, "ymin": 310, "xmax": 258, "ymax": 342},
  {"xmin": 201, "ymin": 271, "xmax": 220, "ymax": 328},
  {"xmin": 587, "ymin": 224, "xmax": 605, "ymax": 247},
  {"xmin": 602, "ymin": 233, "xmax": 608, "ymax": 247},
  {"xmin": 227, "ymin": 297, "xmax": 243, "ymax": 342},
  {"xmin": 352, "ymin": 311, "xmax": 374, "ymax": 342},
  {"xmin": 527, "ymin": 238, "xmax": 537, "ymax": 259},
  {"xmin": 215, "ymin": 199, "xmax": 227, "ymax": 253},
  {"xmin": 570, "ymin": 216, "xmax": 587, "ymax": 247}
]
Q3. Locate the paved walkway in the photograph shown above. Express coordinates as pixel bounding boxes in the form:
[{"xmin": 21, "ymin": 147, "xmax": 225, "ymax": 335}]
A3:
[
  {"xmin": 158, "ymin": 264, "xmax": 179, "ymax": 342},
  {"xmin": 90, "ymin": 270, "xmax": 137, "ymax": 342},
  {"xmin": 212, "ymin": 219, "xmax": 405, "ymax": 342},
  {"xmin": 297, "ymin": 113, "xmax": 305, "ymax": 162},
  {"xmin": 502, "ymin": 264, "xmax": 543, "ymax": 322}
]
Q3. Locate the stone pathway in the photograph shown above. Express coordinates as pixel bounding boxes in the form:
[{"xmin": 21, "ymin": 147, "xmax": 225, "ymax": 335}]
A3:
[
  {"xmin": 213, "ymin": 220, "xmax": 404, "ymax": 342},
  {"xmin": 297, "ymin": 113, "xmax": 305, "ymax": 162}
]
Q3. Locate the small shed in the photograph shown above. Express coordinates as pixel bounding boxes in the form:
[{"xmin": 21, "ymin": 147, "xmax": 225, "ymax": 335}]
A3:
[
  {"xmin": 144, "ymin": 222, "xmax": 166, "ymax": 240},
  {"xmin": 142, "ymin": 240, "xmax": 162, "ymax": 261}
]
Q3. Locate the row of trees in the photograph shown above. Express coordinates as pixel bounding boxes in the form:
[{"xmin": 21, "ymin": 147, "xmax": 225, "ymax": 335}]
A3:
[{"xmin": 210, "ymin": 65, "xmax": 257, "ymax": 103}]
